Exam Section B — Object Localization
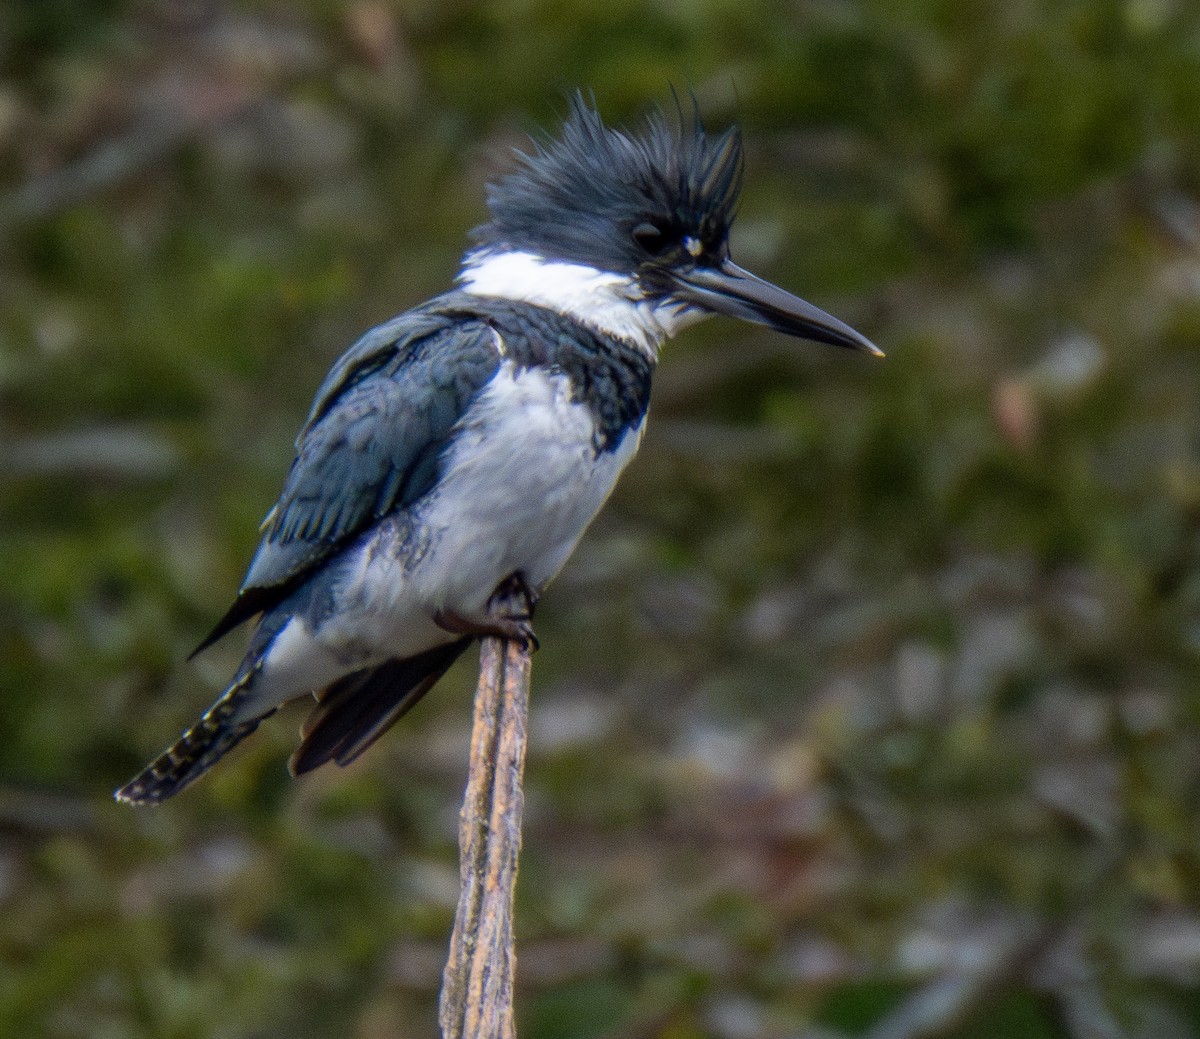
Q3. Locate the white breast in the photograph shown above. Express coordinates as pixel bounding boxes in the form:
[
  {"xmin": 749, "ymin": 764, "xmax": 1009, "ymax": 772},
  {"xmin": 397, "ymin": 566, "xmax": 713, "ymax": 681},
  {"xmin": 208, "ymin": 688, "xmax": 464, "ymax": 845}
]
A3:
[{"xmin": 406, "ymin": 361, "xmax": 643, "ymax": 618}]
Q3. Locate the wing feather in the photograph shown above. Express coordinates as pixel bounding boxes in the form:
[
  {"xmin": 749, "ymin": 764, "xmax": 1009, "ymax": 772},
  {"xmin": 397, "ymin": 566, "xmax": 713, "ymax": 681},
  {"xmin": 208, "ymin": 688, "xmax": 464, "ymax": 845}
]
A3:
[{"xmin": 193, "ymin": 311, "xmax": 503, "ymax": 653}]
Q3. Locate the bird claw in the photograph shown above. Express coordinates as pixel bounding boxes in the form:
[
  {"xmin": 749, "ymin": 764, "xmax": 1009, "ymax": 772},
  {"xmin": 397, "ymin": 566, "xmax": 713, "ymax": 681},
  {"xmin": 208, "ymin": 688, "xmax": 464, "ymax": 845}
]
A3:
[
  {"xmin": 495, "ymin": 614, "xmax": 540, "ymax": 652},
  {"xmin": 434, "ymin": 574, "xmax": 539, "ymax": 650},
  {"xmin": 494, "ymin": 572, "xmax": 539, "ymax": 650},
  {"xmin": 433, "ymin": 609, "xmax": 540, "ymax": 651}
]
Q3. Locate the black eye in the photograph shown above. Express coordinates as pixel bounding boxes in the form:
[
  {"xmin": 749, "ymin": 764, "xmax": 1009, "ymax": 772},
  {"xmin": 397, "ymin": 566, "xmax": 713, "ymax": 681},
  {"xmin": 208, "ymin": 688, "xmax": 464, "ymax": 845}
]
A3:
[{"xmin": 632, "ymin": 220, "xmax": 675, "ymax": 255}]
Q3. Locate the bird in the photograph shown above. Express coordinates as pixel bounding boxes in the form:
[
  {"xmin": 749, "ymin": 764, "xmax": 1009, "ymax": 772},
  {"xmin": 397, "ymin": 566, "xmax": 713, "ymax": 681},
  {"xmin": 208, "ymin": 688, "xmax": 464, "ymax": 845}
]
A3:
[{"xmin": 116, "ymin": 93, "xmax": 881, "ymax": 805}]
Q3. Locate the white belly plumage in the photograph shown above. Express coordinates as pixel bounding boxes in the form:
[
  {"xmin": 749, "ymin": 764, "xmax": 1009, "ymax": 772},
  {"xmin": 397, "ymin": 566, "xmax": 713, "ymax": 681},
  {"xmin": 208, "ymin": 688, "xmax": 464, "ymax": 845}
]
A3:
[
  {"xmin": 243, "ymin": 363, "xmax": 643, "ymax": 715},
  {"xmin": 409, "ymin": 362, "xmax": 643, "ymax": 608}
]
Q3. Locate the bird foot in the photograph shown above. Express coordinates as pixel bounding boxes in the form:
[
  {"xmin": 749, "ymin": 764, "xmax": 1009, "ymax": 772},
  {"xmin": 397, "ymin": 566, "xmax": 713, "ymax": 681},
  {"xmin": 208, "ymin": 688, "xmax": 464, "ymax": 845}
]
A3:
[
  {"xmin": 493, "ymin": 572, "xmax": 539, "ymax": 614},
  {"xmin": 434, "ymin": 574, "xmax": 539, "ymax": 650}
]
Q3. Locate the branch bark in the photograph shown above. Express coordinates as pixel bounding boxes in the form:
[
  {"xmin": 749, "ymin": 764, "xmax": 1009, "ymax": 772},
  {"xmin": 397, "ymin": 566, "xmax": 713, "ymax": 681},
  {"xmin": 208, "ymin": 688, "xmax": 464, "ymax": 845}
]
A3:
[{"xmin": 439, "ymin": 586, "xmax": 533, "ymax": 1039}]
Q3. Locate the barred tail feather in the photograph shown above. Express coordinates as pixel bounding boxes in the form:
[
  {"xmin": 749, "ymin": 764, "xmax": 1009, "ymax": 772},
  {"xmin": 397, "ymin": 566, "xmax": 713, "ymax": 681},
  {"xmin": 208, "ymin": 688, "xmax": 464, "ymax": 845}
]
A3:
[{"xmin": 115, "ymin": 666, "xmax": 269, "ymax": 805}]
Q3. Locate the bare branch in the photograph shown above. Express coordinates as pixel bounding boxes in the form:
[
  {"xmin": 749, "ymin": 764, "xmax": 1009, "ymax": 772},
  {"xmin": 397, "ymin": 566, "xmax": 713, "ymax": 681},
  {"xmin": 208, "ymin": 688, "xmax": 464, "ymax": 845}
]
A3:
[{"xmin": 439, "ymin": 585, "xmax": 533, "ymax": 1039}]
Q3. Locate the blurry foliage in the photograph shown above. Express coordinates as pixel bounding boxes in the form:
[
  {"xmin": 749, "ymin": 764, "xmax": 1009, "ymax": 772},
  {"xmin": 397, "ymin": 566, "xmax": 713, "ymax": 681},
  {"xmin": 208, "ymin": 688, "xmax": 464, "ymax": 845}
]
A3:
[{"xmin": 1, "ymin": 0, "xmax": 1200, "ymax": 1037}]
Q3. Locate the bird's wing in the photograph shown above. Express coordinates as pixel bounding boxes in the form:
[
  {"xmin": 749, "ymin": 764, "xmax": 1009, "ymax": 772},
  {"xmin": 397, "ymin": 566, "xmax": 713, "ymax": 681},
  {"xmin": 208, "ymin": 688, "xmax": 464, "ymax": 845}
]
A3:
[{"xmin": 193, "ymin": 311, "xmax": 504, "ymax": 654}]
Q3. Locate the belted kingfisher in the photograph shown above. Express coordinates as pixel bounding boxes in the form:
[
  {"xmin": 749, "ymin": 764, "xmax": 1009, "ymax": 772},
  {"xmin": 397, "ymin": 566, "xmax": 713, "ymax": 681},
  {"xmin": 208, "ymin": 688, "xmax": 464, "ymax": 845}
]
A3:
[{"xmin": 116, "ymin": 94, "xmax": 880, "ymax": 804}]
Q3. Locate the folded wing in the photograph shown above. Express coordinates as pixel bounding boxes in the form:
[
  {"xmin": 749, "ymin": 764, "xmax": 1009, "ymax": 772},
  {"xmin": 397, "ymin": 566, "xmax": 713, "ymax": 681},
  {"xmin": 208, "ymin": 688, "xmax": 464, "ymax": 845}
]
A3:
[{"xmin": 193, "ymin": 311, "xmax": 504, "ymax": 655}]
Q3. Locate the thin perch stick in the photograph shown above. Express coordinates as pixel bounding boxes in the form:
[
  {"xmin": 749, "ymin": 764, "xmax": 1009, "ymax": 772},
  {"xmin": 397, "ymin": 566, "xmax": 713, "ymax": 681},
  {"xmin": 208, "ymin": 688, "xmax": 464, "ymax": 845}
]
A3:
[{"xmin": 439, "ymin": 585, "xmax": 533, "ymax": 1039}]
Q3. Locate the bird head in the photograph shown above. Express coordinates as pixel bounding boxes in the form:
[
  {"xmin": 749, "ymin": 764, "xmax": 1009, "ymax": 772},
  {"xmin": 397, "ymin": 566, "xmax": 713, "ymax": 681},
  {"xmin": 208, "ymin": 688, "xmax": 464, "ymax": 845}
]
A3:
[{"xmin": 466, "ymin": 93, "xmax": 881, "ymax": 357}]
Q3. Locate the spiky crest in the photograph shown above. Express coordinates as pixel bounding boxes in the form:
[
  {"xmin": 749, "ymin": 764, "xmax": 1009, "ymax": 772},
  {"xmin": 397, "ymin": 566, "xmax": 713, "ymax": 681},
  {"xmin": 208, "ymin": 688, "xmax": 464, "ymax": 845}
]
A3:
[{"xmin": 473, "ymin": 92, "xmax": 744, "ymax": 276}]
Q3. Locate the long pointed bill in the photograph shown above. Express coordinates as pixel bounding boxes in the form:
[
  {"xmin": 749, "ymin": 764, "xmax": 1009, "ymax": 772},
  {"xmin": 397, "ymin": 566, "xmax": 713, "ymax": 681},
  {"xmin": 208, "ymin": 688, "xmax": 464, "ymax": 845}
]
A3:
[{"xmin": 670, "ymin": 260, "xmax": 883, "ymax": 356}]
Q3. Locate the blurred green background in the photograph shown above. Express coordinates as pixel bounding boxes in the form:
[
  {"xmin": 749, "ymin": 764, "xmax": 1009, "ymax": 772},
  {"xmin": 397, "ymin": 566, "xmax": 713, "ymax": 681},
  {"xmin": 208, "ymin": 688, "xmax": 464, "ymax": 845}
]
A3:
[{"xmin": 3, "ymin": 1, "xmax": 1200, "ymax": 1036}]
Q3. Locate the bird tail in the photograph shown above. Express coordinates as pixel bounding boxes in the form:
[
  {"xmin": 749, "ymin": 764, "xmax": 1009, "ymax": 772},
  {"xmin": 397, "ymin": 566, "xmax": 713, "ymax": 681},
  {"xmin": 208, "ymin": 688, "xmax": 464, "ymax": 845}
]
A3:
[
  {"xmin": 289, "ymin": 637, "xmax": 471, "ymax": 776},
  {"xmin": 115, "ymin": 664, "xmax": 271, "ymax": 805},
  {"xmin": 116, "ymin": 635, "xmax": 472, "ymax": 803}
]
